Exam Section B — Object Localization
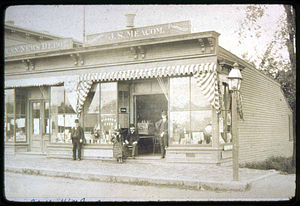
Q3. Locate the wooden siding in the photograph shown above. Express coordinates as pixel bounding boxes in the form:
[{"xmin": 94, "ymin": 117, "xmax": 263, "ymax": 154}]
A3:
[{"xmin": 238, "ymin": 67, "xmax": 293, "ymax": 163}]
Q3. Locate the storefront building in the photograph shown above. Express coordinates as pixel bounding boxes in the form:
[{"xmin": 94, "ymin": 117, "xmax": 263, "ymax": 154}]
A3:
[{"xmin": 5, "ymin": 19, "xmax": 293, "ymax": 164}]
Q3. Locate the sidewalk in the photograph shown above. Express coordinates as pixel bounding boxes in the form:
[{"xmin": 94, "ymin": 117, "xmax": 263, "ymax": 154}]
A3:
[{"xmin": 5, "ymin": 154, "xmax": 279, "ymax": 191}]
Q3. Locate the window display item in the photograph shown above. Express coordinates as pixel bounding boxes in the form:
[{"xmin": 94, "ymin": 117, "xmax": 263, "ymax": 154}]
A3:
[{"xmin": 138, "ymin": 123, "xmax": 155, "ymax": 135}]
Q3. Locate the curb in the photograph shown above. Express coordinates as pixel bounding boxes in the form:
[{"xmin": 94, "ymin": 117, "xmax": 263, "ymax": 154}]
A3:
[{"xmin": 5, "ymin": 167, "xmax": 250, "ymax": 191}]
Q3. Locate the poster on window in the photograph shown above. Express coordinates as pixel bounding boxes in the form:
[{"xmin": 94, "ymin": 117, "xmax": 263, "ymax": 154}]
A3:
[
  {"xmin": 16, "ymin": 118, "xmax": 25, "ymax": 128},
  {"xmin": 58, "ymin": 115, "xmax": 64, "ymax": 127},
  {"xmin": 46, "ymin": 119, "xmax": 50, "ymax": 133},
  {"xmin": 33, "ymin": 118, "xmax": 40, "ymax": 134},
  {"xmin": 65, "ymin": 114, "xmax": 77, "ymax": 127}
]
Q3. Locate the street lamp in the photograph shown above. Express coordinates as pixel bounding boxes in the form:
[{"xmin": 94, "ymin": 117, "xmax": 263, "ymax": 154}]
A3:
[
  {"xmin": 227, "ymin": 62, "xmax": 242, "ymax": 181},
  {"xmin": 228, "ymin": 63, "xmax": 243, "ymax": 91}
]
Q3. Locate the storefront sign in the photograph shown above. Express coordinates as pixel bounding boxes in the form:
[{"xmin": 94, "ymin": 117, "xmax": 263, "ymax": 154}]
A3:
[
  {"xmin": 120, "ymin": 108, "xmax": 127, "ymax": 113},
  {"xmin": 86, "ymin": 21, "xmax": 191, "ymax": 46},
  {"xmin": 5, "ymin": 38, "xmax": 73, "ymax": 57},
  {"xmin": 224, "ymin": 145, "xmax": 233, "ymax": 151}
]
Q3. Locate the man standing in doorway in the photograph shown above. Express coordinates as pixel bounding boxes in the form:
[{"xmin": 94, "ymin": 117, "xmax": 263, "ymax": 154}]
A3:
[
  {"xmin": 71, "ymin": 119, "xmax": 85, "ymax": 161},
  {"xmin": 155, "ymin": 111, "xmax": 168, "ymax": 158}
]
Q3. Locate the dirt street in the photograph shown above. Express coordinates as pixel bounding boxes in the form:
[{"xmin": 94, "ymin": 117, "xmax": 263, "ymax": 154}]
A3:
[{"xmin": 4, "ymin": 172, "xmax": 295, "ymax": 202}]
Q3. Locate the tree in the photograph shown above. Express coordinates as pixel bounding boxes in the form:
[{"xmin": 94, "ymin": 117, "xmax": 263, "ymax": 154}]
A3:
[{"xmin": 236, "ymin": 5, "xmax": 296, "ymax": 165}]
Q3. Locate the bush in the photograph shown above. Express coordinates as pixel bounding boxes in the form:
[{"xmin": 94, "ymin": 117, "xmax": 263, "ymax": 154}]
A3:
[{"xmin": 240, "ymin": 156, "xmax": 295, "ymax": 174}]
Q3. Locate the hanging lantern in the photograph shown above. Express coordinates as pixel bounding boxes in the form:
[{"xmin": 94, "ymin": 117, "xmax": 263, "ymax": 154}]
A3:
[{"xmin": 227, "ymin": 63, "xmax": 243, "ymax": 91}]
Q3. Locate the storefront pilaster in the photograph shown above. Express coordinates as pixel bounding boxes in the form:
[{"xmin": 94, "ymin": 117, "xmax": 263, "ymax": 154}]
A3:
[{"xmin": 211, "ymin": 106, "xmax": 221, "ymax": 162}]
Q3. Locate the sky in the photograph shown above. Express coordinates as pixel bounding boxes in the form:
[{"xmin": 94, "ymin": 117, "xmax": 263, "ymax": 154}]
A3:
[{"xmin": 5, "ymin": 5, "xmax": 288, "ymax": 61}]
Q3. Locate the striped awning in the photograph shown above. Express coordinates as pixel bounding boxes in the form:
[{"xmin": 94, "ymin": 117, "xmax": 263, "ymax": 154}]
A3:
[
  {"xmin": 76, "ymin": 80, "xmax": 93, "ymax": 115},
  {"xmin": 193, "ymin": 63, "xmax": 220, "ymax": 113},
  {"xmin": 76, "ymin": 62, "xmax": 221, "ymax": 115},
  {"xmin": 79, "ymin": 63, "xmax": 217, "ymax": 82}
]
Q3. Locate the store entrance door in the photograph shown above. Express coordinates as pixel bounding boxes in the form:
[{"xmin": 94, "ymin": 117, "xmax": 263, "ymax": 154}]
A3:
[
  {"xmin": 135, "ymin": 94, "xmax": 168, "ymax": 155},
  {"xmin": 30, "ymin": 100, "xmax": 44, "ymax": 153}
]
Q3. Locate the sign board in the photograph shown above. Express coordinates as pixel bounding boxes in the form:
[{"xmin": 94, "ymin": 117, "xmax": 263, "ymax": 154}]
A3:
[
  {"xmin": 5, "ymin": 38, "xmax": 73, "ymax": 57},
  {"xmin": 224, "ymin": 145, "xmax": 233, "ymax": 151},
  {"xmin": 86, "ymin": 21, "xmax": 191, "ymax": 46},
  {"xmin": 120, "ymin": 108, "xmax": 127, "ymax": 113}
]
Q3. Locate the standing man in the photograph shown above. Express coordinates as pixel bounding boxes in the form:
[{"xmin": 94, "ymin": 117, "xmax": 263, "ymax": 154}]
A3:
[
  {"xmin": 71, "ymin": 119, "xmax": 85, "ymax": 161},
  {"xmin": 124, "ymin": 124, "xmax": 140, "ymax": 158},
  {"xmin": 155, "ymin": 111, "xmax": 168, "ymax": 158}
]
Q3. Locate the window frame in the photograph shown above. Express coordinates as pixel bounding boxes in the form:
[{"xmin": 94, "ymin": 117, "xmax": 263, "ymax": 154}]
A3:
[{"xmin": 169, "ymin": 76, "xmax": 213, "ymax": 147}]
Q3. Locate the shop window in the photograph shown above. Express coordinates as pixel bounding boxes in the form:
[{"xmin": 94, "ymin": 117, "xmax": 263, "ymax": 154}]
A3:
[
  {"xmin": 191, "ymin": 111, "xmax": 211, "ymax": 144},
  {"xmin": 191, "ymin": 77, "xmax": 211, "ymax": 110},
  {"xmin": 170, "ymin": 77, "xmax": 190, "ymax": 111},
  {"xmin": 44, "ymin": 102, "xmax": 50, "ymax": 134},
  {"xmin": 169, "ymin": 76, "xmax": 212, "ymax": 146},
  {"xmin": 169, "ymin": 111, "xmax": 190, "ymax": 145},
  {"xmin": 15, "ymin": 90, "xmax": 27, "ymax": 142},
  {"xmin": 50, "ymin": 86, "xmax": 76, "ymax": 143},
  {"xmin": 32, "ymin": 102, "xmax": 41, "ymax": 135},
  {"xmin": 5, "ymin": 89, "xmax": 15, "ymax": 142},
  {"xmin": 100, "ymin": 83, "xmax": 117, "ymax": 144},
  {"xmin": 101, "ymin": 83, "xmax": 117, "ymax": 114},
  {"xmin": 84, "ymin": 84, "xmax": 100, "ymax": 142},
  {"xmin": 83, "ymin": 82, "xmax": 117, "ymax": 144}
]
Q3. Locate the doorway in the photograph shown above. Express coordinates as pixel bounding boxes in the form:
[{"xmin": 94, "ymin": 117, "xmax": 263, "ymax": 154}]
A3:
[
  {"xmin": 135, "ymin": 94, "xmax": 168, "ymax": 155},
  {"xmin": 30, "ymin": 100, "xmax": 49, "ymax": 153}
]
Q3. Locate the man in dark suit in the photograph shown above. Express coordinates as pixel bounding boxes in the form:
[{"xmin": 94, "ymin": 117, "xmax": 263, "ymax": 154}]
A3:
[
  {"xmin": 71, "ymin": 119, "xmax": 85, "ymax": 161},
  {"xmin": 124, "ymin": 124, "xmax": 140, "ymax": 158},
  {"xmin": 155, "ymin": 111, "xmax": 168, "ymax": 158}
]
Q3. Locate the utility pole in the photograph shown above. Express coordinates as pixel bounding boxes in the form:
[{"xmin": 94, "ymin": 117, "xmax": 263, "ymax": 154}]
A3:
[
  {"xmin": 83, "ymin": 6, "xmax": 86, "ymax": 47},
  {"xmin": 227, "ymin": 63, "xmax": 242, "ymax": 182},
  {"xmin": 232, "ymin": 91, "xmax": 239, "ymax": 181}
]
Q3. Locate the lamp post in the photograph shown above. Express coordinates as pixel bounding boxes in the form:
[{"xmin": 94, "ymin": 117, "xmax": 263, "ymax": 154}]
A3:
[{"xmin": 227, "ymin": 63, "xmax": 242, "ymax": 181}]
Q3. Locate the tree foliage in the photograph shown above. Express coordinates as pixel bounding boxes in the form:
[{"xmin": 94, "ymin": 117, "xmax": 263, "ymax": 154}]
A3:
[
  {"xmin": 236, "ymin": 4, "xmax": 296, "ymax": 165},
  {"xmin": 236, "ymin": 5, "xmax": 295, "ymax": 112}
]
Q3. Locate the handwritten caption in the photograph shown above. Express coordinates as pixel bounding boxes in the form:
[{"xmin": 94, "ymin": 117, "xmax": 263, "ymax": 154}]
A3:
[{"xmin": 31, "ymin": 198, "xmax": 101, "ymax": 202}]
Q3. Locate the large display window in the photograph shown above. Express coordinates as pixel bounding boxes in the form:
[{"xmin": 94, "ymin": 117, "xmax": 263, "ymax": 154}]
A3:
[
  {"xmin": 5, "ymin": 89, "xmax": 15, "ymax": 142},
  {"xmin": 15, "ymin": 89, "xmax": 27, "ymax": 142},
  {"xmin": 83, "ymin": 82, "xmax": 117, "ymax": 144},
  {"xmin": 169, "ymin": 76, "xmax": 212, "ymax": 146},
  {"xmin": 50, "ymin": 86, "xmax": 77, "ymax": 143}
]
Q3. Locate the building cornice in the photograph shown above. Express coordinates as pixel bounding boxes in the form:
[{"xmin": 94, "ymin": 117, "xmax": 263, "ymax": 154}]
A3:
[
  {"xmin": 5, "ymin": 53, "xmax": 217, "ymax": 77},
  {"xmin": 5, "ymin": 31, "xmax": 220, "ymax": 62}
]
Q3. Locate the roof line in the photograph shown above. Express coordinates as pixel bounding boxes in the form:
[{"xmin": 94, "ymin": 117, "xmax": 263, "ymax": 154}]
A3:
[
  {"xmin": 219, "ymin": 46, "xmax": 281, "ymax": 86},
  {"xmin": 5, "ymin": 23, "xmax": 82, "ymax": 45},
  {"xmin": 219, "ymin": 46, "xmax": 293, "ymax": 114}
]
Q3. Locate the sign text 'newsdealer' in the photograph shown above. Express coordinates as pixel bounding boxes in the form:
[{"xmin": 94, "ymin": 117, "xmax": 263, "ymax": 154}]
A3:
[{"xmin": 5, "ymin": 38, "xmax": 73, "ymax": 57}]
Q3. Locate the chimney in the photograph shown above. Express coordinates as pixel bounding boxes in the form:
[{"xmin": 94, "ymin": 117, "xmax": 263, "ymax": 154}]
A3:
[
  {"xmin": 125, "ymin": 14, "xmax": 136, "ymax": 28},
  {"xmin": 5, "ymin": 20, "xmax": 15, "ymax": 25}
]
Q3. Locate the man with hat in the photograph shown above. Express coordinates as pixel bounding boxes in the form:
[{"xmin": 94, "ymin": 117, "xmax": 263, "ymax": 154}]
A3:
[
  {"xmin": 71, "ymin": 119, "xmax": 85, "ymax": 161},
  {"xmin": 155, "ymin": 111, "xmax": 168, "ymax": 158},
  {"xmin": 124, "ymin": 124, "xmax": 140, "ymax": 158}
]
